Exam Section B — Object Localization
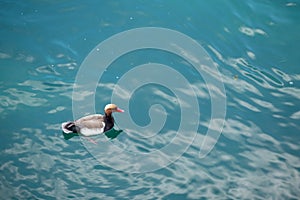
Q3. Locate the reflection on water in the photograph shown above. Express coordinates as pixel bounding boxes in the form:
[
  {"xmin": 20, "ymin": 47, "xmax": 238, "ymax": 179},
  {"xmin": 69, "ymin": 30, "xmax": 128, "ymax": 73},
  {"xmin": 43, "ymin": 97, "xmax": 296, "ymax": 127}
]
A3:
[
  {"xmin": 62, "ymin": 131, "xmax": 79, "ymax": 140},
  {"xmin": 105, "ymin": 128, "xmax": 123, "ymax": 139},
  {"xmin": 62, "ymin": 128, "xmax": 122, "ymax": 140}
]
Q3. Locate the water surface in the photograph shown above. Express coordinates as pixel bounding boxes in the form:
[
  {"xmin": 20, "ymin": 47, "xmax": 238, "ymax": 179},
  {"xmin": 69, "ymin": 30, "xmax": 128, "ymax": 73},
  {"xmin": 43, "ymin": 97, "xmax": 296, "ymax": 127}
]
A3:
[{"xmin": 1, "ymin": 1, "xmax": 300, "ymax": 199}]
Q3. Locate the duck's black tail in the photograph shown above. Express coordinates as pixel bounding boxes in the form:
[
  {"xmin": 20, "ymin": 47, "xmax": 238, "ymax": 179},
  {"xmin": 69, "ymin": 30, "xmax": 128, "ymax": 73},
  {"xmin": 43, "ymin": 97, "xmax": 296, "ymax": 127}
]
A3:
[{"xmin": 61, "ymin": 121, "xmax": 79, "ymax": 133}]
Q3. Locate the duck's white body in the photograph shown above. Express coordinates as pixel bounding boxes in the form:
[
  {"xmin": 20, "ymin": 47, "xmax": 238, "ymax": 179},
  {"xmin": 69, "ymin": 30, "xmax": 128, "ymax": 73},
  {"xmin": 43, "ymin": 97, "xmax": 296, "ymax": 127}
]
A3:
[
  {"xmin": 61, "ymin": 104, "xmax": 124, "ymax": 136},
  {"xmin": 61, "ymin": 114, "xmax": 106, "ymax": 136}
]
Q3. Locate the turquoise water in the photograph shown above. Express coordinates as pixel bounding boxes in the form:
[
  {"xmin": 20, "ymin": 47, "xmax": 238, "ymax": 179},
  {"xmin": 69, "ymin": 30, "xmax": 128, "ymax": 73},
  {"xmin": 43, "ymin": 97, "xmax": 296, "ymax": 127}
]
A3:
[{"xmin": 1, "ymin": 1, "xmax": 300, "ymax": 199}]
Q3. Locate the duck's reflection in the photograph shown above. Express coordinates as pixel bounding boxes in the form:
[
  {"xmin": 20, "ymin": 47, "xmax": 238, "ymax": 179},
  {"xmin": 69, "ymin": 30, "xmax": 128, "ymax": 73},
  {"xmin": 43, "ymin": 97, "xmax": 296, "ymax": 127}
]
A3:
[
  {"xmin": 63, "ymin": 128, "xmax": 123, "ymax": 140},
  {"xmin": 104, "ymin": 128, "xmax": 123, "ymax": 139}
]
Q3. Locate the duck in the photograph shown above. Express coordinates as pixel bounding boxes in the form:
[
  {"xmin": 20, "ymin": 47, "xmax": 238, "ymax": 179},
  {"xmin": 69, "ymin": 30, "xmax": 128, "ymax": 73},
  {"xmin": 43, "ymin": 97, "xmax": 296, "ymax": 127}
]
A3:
[{"xmin": 61, "ymin": 104, "xmax": 124, "ymax": 136}]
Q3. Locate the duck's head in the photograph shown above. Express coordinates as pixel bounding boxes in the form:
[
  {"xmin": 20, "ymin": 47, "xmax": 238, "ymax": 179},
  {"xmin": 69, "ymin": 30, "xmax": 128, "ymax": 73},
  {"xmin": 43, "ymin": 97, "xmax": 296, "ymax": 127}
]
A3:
[{"xmin": 104, "ymin": 104, "xmax": 124, "ymax": 115}]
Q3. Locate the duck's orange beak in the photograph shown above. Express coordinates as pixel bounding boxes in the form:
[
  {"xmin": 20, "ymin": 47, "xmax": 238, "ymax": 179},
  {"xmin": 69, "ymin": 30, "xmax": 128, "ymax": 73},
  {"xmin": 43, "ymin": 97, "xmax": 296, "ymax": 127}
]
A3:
[{"xmin": 116, "ymin": 107, "xmax": 124, "ymax": 112}]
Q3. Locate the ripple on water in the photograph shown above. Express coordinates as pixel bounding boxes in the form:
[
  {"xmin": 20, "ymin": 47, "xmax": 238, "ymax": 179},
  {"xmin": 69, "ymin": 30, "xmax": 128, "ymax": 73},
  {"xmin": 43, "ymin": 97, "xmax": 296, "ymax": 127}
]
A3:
[
  {"xmin": 208, "ymin": 45, "xmax": 285, "ymax": 92},
  {"xmin": 239, "ymin": 26, "xmax": 267, "ymax": 37},
  {"xmin": 0, "ymin": 78, "xmax": 74, "ymax": 118},
  {"xmin": 1, "ymin": 127, "xmax": 94, "ymax": 199},
  {"xmin": 0, "ymin": 88, "xmax": 47, "ymax": 112},
  {"xmin": 18, "ymin": 80, "xmax": 73, "ymax": 93}
]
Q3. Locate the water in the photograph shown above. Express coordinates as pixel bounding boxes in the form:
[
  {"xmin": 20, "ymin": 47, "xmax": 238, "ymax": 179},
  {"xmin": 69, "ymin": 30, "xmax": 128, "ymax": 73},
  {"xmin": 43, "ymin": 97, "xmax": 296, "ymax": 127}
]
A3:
[{"xmin": 1, "ymin": 0, "xmax": 300, "ymax": 199}]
